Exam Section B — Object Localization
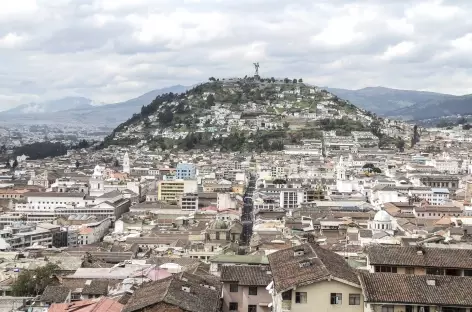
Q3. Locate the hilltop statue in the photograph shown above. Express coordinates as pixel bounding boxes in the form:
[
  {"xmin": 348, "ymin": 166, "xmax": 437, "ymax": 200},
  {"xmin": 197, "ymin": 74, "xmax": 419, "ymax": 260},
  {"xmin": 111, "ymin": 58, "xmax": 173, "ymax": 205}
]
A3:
[{"xmin": 253, "ymin": 62, "xmax": 260, "ymax": 78}]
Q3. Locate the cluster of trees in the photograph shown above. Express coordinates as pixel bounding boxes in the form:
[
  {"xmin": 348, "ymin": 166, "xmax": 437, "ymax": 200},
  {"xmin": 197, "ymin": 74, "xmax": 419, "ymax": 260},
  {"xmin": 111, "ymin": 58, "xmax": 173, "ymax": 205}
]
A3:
[
  {"xmin": 411, "ymin": 125, "xmax": 420, "ymax": 147},
  {"xmin": 318, "ymin": 117, "xmax": 367, "ymax": 133},
  {"xmin": 162, "ymin": 130, "xmax": 286, "ymax": 152},
  {"xmin": 282, "ymin": 78, "xmax": 303, "ymax": 83},
  {"xmin": 158, "ymin": 107, "xmax": 174, "ymax": 126},
  {"xmin": 13, "ymin": 141, "xmax": 68, "ymax": 160},
  {"xmin": 5, "ymin": 159, "xmax": 18, "ymax": 169},
  {"xmin": 11, "ymin": 263, "xmax": 59, "ymax": 296},
  {"xmin": 71, "ymin": 139, "xmax": 91, "ymax": 149},
  {"xmin": 362, "ymin": 163, "xmax": 382, "ymax": 174}
]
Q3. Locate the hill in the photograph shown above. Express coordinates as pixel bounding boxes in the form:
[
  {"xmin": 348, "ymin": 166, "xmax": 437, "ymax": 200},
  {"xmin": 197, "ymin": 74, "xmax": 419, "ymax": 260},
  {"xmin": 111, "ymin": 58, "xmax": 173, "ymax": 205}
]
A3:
[
  {"xmin": 386, "ymin": 94, "xmax": 472, "ymax": 121},
  {"xmin": 0, "ymin": 85, "xmax": 189, "ymax": 128},
  {"xmin": 103, "ymin": 77, "xmax": 412, "ymax": 152},
  {"xmin": 325, "ymin": 87, "xmax": 455, "ymax": 116}
]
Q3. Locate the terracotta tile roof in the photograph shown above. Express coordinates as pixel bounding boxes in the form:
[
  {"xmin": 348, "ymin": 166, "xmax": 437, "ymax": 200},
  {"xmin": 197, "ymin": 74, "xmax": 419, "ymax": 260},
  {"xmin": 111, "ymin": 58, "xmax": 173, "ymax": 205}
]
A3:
[
  {"xmin": 221, "ymin": 266, "xmax": 272, "ymax": 286},
  {"xmin": 366, "ymin": 245, "xmax": 472, "ymax": 268},
  {"xmin": 267, "ymin": 243, "xmax": 359, "ymax": 292},
  {"xmin": 123, "ymin": 274, "xmax": 220, "ymax": 312},
  {"xmin": 359, "ymin": 272, "xmax": 472, "ymax": 306},
  {"xmin": 48, "ymin": 298, "xmax": 123, "ymax": 312}
]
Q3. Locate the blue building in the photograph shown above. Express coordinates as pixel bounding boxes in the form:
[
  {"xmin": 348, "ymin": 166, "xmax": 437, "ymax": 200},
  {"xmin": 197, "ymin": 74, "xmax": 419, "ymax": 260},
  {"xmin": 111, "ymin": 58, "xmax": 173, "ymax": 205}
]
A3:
[{"xmin": 176, "ymin": 163, "xmax": 196, "ymax": 180}]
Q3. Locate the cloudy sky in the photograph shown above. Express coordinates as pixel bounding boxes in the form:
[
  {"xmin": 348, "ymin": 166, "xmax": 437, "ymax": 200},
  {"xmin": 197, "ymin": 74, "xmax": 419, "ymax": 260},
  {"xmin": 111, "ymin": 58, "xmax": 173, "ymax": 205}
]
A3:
[{"xmin": 1, "ymin": 0, "xmax": 472, "ymax": 110}]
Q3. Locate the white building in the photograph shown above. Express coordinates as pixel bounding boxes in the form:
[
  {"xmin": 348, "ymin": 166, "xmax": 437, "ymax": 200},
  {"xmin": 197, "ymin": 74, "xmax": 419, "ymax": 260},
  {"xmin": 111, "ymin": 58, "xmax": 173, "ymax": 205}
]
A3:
[
  {"xmin": 123, "ymin": 152, "xmax": 130, "ymax": 174},
  {"xmin": 76, "ymin": 218, "xmax": 112, "ymax": 245}
]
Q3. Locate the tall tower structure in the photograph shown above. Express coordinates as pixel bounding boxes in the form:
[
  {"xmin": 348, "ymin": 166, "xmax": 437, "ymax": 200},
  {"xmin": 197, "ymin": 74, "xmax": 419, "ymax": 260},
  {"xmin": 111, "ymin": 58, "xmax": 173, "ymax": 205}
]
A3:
[
  {"xmin": 89, "ymin": 165, "xmax": 105, "ymax": 197},
  {"xmin": 253, "ymin": 62, "xmax": 260, "ymax": 78},
  {"xmin": 336, "ymin": 156, "xmax": 346, "ymax": 181},
  {"xmin": 123, "ymin": 152, "xmax": 130, "ymax": 174}
]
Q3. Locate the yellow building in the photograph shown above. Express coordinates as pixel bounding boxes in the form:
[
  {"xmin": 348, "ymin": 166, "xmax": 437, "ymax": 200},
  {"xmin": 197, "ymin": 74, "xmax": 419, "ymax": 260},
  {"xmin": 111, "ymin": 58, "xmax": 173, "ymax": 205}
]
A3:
[
  {"xmin": 157, "ymin": 180, "xmax": 197, "ymax": 203},
  {"xmin": 232, "ymin": 183, "xmax": 245, "ymax": 195}
]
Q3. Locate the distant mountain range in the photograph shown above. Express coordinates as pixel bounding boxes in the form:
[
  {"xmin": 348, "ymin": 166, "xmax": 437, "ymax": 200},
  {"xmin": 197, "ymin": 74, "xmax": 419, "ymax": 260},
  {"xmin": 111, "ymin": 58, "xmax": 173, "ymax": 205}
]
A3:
[
  {"xmin": 2, "ymin": 85, "xmax": 472, "ymax": 127},
  {"xmin": 4, "ymin": 97, "xmax": 97, "ymax": 114},
  {"xmin": 326, "ymin": 86, "xmax": 472, "ymax": 121},
  {"xmin": 0, "ymin": 85, "xmax": 189, "ymax": 127}
]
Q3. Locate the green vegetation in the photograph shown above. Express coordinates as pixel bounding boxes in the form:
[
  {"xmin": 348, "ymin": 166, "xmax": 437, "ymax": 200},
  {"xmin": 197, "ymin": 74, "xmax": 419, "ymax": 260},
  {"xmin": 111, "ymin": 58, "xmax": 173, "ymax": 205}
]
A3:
[
  {"xmin": 13, "ymin": 141, "xmax": 68, "ymax": 160},
  {"xmin": 11, "ymin": 263, "xmax": 59, "ymax": 296},
  {"xmin": 102, "ymin": 77, "xmax": 406, "ymax": 151}
]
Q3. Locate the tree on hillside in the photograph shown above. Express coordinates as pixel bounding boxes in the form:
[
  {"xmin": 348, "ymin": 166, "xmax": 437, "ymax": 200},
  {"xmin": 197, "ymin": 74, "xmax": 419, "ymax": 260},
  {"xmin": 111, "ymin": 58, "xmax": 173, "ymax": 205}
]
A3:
[
  {"xmin": 114, "ymin": 159, "xmax": 119, "ymax": 167},
  {"xmin": 206, "ymin": 94, "xmax": 215, "ymax": 107},
  {"xmin": 12, "ymin": 159, "xmax": 18, "ymax": 169},
  {"xmin": 411, "ymin": 125, "xmax": 420, "ymax": 147},
  {"xmin": 208, "ymin": 77, "xmax": 216, "ymax": 81},
  {"xmin": 284, "ymin": 78, "xmax": 290, "ymax": 83},
  {"xmin": 75, "ymin": 160, "xmax": 80, "ymax": 168},
  {"xmin": 158, "ymin": 108, "xmax": 174, "ymax": 126},
  {"xmin": 292, "ymin": 79, "xmax": 297, "ymax": 83},
  {"xmin": 298, "ymin": 78, "xmax": 303, "ymax": 83},
  {"xmin": 5, "ymin": 160, "xmax": 10, "ymax": 168},
  {"xmin": 270, "ymin": 77, "xmax": 276, "ymax": 83},
  {"xmin": 395, "ymin": 138, "xmax": 405, "ymax": 152},
  {"xmin": 457, "ymin": 117, "xmax": 467, "ymax": 124}
]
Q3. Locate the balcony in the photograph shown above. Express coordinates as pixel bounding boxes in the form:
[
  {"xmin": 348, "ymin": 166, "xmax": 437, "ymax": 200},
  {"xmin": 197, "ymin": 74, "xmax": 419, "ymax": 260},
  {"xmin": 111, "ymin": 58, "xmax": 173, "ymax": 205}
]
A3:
[{"xmin": 282, "ymin": 300, "xmax": 292, "ymax": 312}]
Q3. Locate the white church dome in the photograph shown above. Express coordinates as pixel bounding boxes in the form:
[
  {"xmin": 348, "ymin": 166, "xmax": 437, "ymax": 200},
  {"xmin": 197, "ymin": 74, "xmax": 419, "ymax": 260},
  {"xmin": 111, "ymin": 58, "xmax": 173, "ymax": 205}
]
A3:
[{"xmin": 374, "ymin": 210, "xmax": 391, "ymax": 222}]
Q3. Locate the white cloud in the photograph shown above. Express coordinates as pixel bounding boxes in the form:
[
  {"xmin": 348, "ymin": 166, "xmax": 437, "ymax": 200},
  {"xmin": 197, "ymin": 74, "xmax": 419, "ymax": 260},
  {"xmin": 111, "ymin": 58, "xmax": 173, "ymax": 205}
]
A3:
[
  {"xmin": 380, "ymin": 41, "xmax": 416, "ymax": 60},
  {"xmin": 0, "ymin": 33, "xmax": 26, "ymax": 48},
  {"xmin": 1, "ymin": 0, "xmax": 472, "ymax": 110}
]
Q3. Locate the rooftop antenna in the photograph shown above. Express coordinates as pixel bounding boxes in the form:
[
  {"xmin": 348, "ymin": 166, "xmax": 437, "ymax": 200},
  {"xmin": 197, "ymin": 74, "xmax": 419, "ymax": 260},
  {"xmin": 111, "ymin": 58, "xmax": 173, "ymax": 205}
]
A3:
[{"xmin": 253, "ymin": 62, "xmax": 260, "ymax": 77}]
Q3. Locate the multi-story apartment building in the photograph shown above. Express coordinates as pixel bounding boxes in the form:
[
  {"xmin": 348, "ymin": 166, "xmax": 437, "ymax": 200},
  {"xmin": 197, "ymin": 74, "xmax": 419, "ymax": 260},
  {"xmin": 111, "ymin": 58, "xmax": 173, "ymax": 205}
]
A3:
[
  {"xmin": 177, "ymin": 193, "xmax": 199, "ymax": 211},
  {"xmin": 175, "ymin": 163, "xmax": 196, "ymax": 180},
  {"xmin": 158, "ymin": 179, "xmax": 197, "ymax": 203},
  {"xmin": 419, "ymin": 175, "xmax": 459, "ymax": 192},
  {"xmin": 0, "ymin": 223, "xmax": 53, "ymax": 249},
  {"xmin": 279, "ymin": 189, "xmax": 304, "ymax": 210},
  {"xmin": 76, "ymin": 218, "xmax": 112, "ymax": 245}
]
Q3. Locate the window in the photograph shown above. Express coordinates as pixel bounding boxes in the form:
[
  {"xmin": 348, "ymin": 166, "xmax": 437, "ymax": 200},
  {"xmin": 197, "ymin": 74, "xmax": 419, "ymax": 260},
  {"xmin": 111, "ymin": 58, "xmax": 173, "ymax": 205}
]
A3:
[
  {"xmin": 426, "ymin": 268, "xmax": 444, "ymax": 275},
  {"xmin": 330, "ymin": 293, "xmax": 342, "ymax": 305},
  {"xmin": 349, "ymin": 294, "xmax": 360, "ymax": 305},
  {"xmin": 405, "ymin": 267, "xmax": 415, "ymax": 275},
  {"xmin": 295, "ymin": 292, "xmax": 307, "ymax": 304},
  {"xmin": 249, "ymin": 286, "xmax": 258, "ymax": 295},
  {"xmin": 248, "ymin": 305, "xmax": 257, "ymax": 312},
  {"xmin": 382, "ymin": 306, "xmax": 394, "ymax": 312},
  {"xmin": 229, "ymin": 302, "xmax": 238, "ymax": 311},
  {"xmin": 230, "ymin": 283, "xmax": 238, "ymax": 292},
  {"xmin": 375, "ymin": 266, "xmax": 397, "ymax": 273}
]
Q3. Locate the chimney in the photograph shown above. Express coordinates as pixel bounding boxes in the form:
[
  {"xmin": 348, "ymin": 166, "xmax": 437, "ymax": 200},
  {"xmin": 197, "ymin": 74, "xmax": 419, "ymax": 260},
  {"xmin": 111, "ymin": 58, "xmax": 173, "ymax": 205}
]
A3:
[
  {"xmin": 426, "ymin": 279, "xmax": 436, "ymax": 286},
  {"xmin": 293, "ymin": 248, "xmax": 305, "ymax": 257},
  {"xmin": 182, "ymin": 286, "xmax": 190, "ymax": 293},
  {"xmin": 417, "ymin": 250, "xmax": 423, "ymax": 255}
]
